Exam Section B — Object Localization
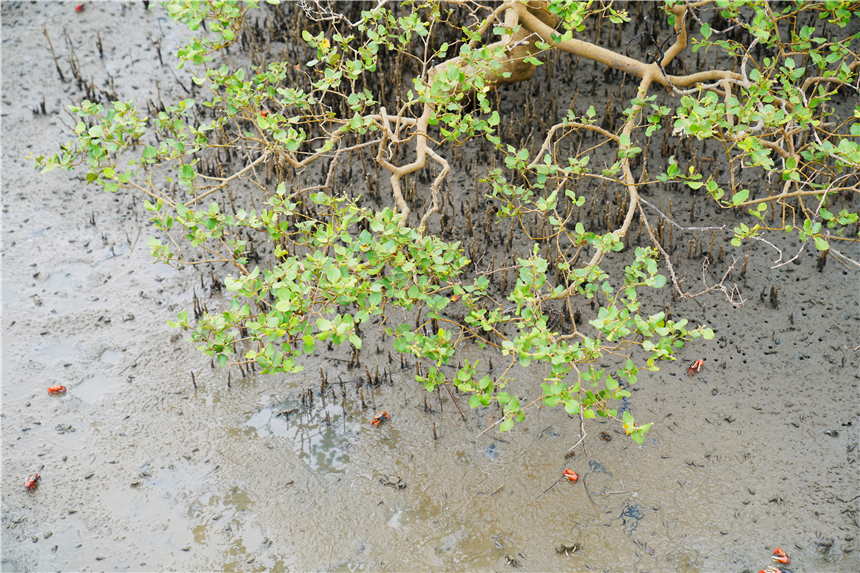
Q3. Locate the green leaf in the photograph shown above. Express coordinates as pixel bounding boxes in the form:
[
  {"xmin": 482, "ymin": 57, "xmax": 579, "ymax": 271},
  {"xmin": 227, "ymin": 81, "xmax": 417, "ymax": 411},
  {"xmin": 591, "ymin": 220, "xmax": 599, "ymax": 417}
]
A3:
[
  {"xmin": 303, "ymin": 335, "xmax": 315, "ymax": 354},
  {"xmin": 349, "ymin": 333, "xmax": 362, "ymax": 349}
]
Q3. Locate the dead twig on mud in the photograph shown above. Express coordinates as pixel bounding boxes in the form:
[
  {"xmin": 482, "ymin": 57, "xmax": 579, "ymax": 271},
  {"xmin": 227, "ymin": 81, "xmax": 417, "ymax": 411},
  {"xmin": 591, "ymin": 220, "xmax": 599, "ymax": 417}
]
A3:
[
  {"xmin": 443, "ymin": 382, "xmax": 467, "ymax": 422},
  {"xmin": 639, "ymin": 197, "xmax": 726, "ymax": 232},
  {"xmin": 567, "ymin": 411, "xmax": 587, "ymax": 454},
  {"xmin": 639, "ymin": 204, "xmax": 745, "ymax": 307},
  {"xmin": 482, "ymin": 484, "xmax": 505, "ymax": 496},
  {"xmin": 115, "ymin": 350, "xmax": 146, "ymax": 375},
  {"xmin": 127, "ymin": 228, "xmax": 141, "ymax": 256},
  {"xmin": 214, "ymin": 448, "xmax": 243, "ymax": 467},
  {"xmin": 536, "ymin": 477, "xmax": 563, "ymax": 499},
  {"xmin": 829, "ymin": 247, "xmax": 860, "ymax": 269},
  {"xmin": 699, "ymin": 256, "xmax": 746, "ymax": 306},
  {"xmin": 581, "ymin": 473, "xmax": 599, "ymax": 511},
  {"xmin": 477, "ymin": 416, "xmax": 506, "ymax": 438},
  {"xmin": 568, "ymin": 365, "xmax": 588, "ymax": 455}
]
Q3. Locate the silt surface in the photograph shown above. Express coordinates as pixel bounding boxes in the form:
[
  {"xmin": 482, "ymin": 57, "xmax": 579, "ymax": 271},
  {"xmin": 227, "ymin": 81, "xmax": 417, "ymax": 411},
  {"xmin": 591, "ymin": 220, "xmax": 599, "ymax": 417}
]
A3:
[{"xmin": 1, "ymin": 2, "xmax": 858, "ymax": 572}]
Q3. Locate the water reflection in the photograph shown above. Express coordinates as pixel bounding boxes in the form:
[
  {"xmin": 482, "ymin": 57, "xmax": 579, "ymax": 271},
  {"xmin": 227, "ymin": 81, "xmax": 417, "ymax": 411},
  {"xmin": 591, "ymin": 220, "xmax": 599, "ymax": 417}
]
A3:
[
  {"xmin": 245, "ymin": 395, "xmax": 362, "ymax": 473},
  {"xmin": 70, "ymin": 374, "xmax": 125, "ymax": 403}
]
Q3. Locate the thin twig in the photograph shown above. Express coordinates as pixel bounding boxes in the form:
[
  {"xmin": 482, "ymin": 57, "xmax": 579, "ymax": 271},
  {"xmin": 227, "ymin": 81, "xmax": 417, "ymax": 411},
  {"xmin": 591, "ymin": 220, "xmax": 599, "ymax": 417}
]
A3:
[
  {"xmin": 443, "ymin": 382, "xmax": 467, "ymax": 421},
  {"xmin": 186, "ymin": 150, "xmax": 270, "ymax": 206},
  {"xmin": 639, "ymin": 197, "xmax": 726, "ymax": 231},
  {"xmin": 567, "ymin": 412, "xmax": 587, "ymax": 453},
  {"xmin": 535, "ymin": 477, "xmax": 562, "ymax": 500},
  {"xmin": 477, "ymin": 416, "xmax": 506, "ymax": 438},
  {"xmin": 214, "ymin": 448, "xmax": 243, "ymax": 467},
  {"xmin": 828, "ymin": 247, "xmax": 860, "ymax": 269},
  {"xmin": 127, "ymin": 228, "xmax": 141, "ymax": 256},
  {"xmin": 582, "ymin": 472, "xmax": 599, "ymax": 511},
  {"xmin": 116, "ymin": 350, "xmax": 146, "ymax": 375},
  {"xmin": 483, "ymin": 484, "xmax": 505, "ymax": 496}
]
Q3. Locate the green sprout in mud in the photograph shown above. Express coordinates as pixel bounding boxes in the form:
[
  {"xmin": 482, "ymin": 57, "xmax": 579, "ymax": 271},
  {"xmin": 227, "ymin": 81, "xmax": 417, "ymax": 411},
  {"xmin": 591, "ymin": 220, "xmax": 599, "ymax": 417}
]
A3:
[{"xmin": 32, "ymin": 0, "xmax": 860, "ymax": 443}]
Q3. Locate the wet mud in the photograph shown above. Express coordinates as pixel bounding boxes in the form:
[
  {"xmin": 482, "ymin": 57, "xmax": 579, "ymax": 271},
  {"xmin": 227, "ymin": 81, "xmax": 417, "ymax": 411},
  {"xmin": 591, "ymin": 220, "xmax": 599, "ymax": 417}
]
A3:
[{"xmin": 2, "ymin": 2, "xmax": 859, "ymax": 572}]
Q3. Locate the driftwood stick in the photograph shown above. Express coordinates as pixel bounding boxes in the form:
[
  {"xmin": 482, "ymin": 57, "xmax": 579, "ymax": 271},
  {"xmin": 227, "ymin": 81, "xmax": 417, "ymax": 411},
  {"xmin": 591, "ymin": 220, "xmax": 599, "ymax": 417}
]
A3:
[{"xmin": 443, "ymin": 382, "xmax": 467, "ymax": 422}]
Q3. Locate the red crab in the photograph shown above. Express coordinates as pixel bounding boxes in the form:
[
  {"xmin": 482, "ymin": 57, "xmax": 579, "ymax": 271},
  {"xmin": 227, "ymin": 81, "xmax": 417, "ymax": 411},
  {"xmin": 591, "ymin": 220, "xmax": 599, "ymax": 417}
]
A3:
[
  {"xmin": 371, "ymin": 411, "xmax": 390, "ymax": 427},
  {"xmin": 75, "ymin": 3, "xmax": 84, "ymax": 12},
  {"xmin": 759, "ymin": 568, "xmax": 782, "ymax": 573},
  {"xmin": 686, "ymin": 359, "xmax": 704, "ymax": 376},
  {"xmin": 772, "ymin": 548, "xmax": 790, "ymax": 565},
  {"xmin": 48, "ymin": 385, "xmax": 67, "ymax": 395},
  {"xmin": 562, "ymin": 469, "xmax": 579, "ymax": 483},
  {"xmin": 25, "ymin": 474, "xmax": 41, "ymax": 491}
]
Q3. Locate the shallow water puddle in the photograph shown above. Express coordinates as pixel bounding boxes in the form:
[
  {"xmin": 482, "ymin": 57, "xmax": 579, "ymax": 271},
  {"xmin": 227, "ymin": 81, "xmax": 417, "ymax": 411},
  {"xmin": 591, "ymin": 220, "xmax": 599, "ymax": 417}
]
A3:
[
  {"xmin": 98, "ymin": 348, "xmax": 122, "ymax": 365},
  {"xmin": 245, "ymin": 396, "xmax": 362, "ymax": 473},
  {"xmin": 33, "ymin": 338, "xmax": 79, "ymax": 364},
  {"xmin": 40, "ymin": 263, "xmax": 91, "ymax": 293},
  {"xmin": 70, "ymin": 374, "xmax": 125, "ymax": 403},
  {"xmin": 416, "ymin": 524, "xmax": 511, "ymax": 568},
  {"xmin": 35, "ymin": 517, "xmax": 87, "ymax": 568},
  {"xmin": 1, "ymin": 282, "xmax": 23, "ymax": 306},
  {"xmin": 184, "ymin": 484, "xmax": 296, "ymax": 572},
  {"xmin": 188, "ymin": 487, "xmax": 259, "ymax": 544}
]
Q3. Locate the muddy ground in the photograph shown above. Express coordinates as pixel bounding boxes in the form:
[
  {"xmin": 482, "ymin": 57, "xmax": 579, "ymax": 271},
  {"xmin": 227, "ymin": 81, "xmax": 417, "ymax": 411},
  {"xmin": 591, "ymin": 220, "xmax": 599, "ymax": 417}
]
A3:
[{"xmin": 2, "ymin": 2, "xmax": 859, "ymax": 572}]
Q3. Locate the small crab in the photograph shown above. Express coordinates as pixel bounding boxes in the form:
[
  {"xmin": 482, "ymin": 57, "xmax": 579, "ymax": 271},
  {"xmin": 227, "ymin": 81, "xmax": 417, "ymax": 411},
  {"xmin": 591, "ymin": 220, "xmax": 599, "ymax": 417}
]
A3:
[
  {"xmin": 686, "ymin": 359, "xmax": 704, "ymax": 376},
  {"xmin": 48, "ymin": 385, "xmax": 66, "ymax": 395},
  {"xmin": 371, "ymin": 411, "xmax": 390, "ymax": 427},
  {"xmin": 562, "ymin": 469, "xmax": 579, "ymax": 483},
  {"xmin": 25, "ymin": 474, "xmax": 41, "ymax": 492},
  {"xmin": 772, "ymin": 547, "xmax": 790, "ymax": 565}
]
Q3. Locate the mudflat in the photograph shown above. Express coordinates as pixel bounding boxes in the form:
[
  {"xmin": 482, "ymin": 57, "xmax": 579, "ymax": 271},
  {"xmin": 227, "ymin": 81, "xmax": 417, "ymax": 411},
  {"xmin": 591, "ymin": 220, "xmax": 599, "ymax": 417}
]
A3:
[{"xmin": 2, "ymin": 2, "xmax": 858, "ymax": 571}]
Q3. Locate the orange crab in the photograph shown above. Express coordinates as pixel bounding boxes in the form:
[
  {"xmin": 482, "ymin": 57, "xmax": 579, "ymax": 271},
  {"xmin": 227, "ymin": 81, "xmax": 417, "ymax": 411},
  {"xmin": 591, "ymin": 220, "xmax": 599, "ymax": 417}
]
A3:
[
  {"xmin": 686, "ymin": 359, "xmax": 704, "ymax": 376},
  {"xmin": 772, "ymin": 548, "xmax": 790, "ymax": 565},
  {"xmin": 48, "ymin": 385, "xmax": 67, "ymax": 395},
  {"xmin": 371, "ymin": 411, "xmax": 390, "ymax": 427},
  {"xmin": 562, "ymin": 469, "xmax": 579, "ymax": 483},
  {"xmin": 25, "ymin": 474, "xmax": 40, "ymax": 491}
]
